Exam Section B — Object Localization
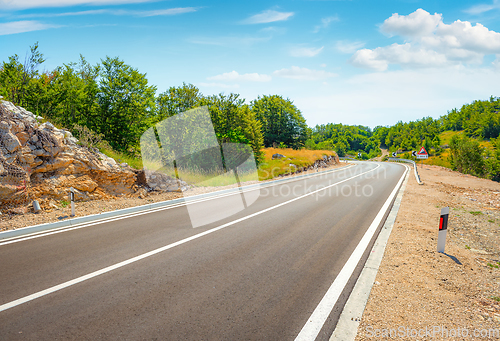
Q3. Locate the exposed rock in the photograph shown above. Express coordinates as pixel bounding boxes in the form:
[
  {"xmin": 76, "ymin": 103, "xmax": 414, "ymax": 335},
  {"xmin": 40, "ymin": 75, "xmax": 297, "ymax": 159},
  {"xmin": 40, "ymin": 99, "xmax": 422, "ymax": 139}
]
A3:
[
  {"xmin": 15, "ymin": 131, "xmax": 30, "ymax": 146},
  {"xmin": 272, "ymin": 153, "xmax": 286, "ymax": 159},
  {"xmin": 0, "ymin": 100, "xmax": 139, "ymax": 210}
]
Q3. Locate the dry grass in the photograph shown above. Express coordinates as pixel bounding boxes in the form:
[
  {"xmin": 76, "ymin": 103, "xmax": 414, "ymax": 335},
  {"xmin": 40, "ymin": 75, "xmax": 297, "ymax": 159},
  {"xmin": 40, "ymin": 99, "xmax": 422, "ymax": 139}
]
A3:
[{"xmin": 258, "ymin": 148, "xmax": 336, "ymax": 180}]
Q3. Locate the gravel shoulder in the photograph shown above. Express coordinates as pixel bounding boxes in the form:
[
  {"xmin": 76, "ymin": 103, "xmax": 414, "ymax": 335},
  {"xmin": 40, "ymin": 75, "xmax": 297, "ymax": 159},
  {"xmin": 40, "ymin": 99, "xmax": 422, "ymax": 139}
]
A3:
[{"xmin": 355, "ymin": 164, "xmax": 500, "ymax": 340}]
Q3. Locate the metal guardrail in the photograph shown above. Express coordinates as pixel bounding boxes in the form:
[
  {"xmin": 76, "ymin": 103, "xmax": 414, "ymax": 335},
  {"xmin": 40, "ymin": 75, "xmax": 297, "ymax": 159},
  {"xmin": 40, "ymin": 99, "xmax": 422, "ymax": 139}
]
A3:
[{"xmin": 388, "ymin": 157, "xmax": 423, "ymax": 185}]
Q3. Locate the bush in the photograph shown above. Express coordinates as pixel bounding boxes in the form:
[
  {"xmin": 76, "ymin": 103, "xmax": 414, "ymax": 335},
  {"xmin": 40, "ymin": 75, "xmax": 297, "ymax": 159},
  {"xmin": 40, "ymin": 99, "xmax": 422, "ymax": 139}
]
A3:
[
  {"xmin": 449, "ymin": 135, "xmax": 485, "ymax": 176},
  {"xmin": 72, "ymin": 124, "xmax": 111, "ymax": 151}
]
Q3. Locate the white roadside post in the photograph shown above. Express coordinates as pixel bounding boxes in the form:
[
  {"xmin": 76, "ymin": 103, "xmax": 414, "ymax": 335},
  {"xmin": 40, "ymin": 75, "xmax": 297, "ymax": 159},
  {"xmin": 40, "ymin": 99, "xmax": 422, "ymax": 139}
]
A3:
[
  {"xmin": 437, "ymin": 207, "xmax": 449, "ymax": 253},
  {"xmin": 32, "ymin": 200, "xmax": 41, "ymax": 214},
  {"xmin": 70, "ymin": 187, "xmax": 75, "ymax": 217}
]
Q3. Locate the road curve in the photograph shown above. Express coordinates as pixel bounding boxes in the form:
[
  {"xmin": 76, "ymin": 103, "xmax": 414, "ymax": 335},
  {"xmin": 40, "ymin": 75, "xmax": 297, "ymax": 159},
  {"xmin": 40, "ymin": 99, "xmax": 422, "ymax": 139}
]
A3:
[{"xmin": 0, "ymin": 162, "xmax": 405, "ymax": 340}]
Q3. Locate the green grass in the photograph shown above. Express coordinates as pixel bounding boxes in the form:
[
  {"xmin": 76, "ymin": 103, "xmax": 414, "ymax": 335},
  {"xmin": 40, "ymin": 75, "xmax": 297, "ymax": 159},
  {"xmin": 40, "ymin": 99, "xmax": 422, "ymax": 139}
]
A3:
[
  {"xmin": 492, "ymin": 296, "xmax": 500, "ymax": 302},
  {"xmin": 181, "ymin": 168, "xmax": 259, "ymax": 187},
  {"xmin": 60, "ymin": 200, "xmax": 69, "ymax": 208},
  {"xmin": 465, "ymin": 245, "xmax": 471, "ymax": 250},
  {"xmin": 489, "ymin": 219, "xmax": 495, "ymax": 223},
  {"xmin": 439, "ymin": 130, "xmax": 464, "ymax": 146},
  {"xmin": 100, "ymin": 148, "xmax": 143, "ymax": 170},
  {"xmin": 487, "ymin": 262, "xmax": 500, "ymax": 269},
  {"xmin": 470, "ymin": 211, "xmax": 483, "ymax": 216}
]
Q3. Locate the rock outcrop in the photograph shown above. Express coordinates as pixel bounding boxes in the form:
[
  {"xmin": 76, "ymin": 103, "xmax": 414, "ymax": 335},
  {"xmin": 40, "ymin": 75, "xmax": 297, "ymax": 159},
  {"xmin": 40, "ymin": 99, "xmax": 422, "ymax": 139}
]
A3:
[
  {"xmin": 277, "ymin": 154, "xmax": 339, "ymax": 177},
  {"xmin": 0, "ymin": 99, "xmax": 137, "ymax": 209}
]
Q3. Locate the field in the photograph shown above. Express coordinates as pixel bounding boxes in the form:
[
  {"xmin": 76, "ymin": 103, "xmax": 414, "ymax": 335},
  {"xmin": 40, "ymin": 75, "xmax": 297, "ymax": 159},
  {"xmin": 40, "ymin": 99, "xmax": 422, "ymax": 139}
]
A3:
[
  {"xmin": 257, "ymin": 147, "xmax": 337, "ymax": 180},
  {"xmin": 101, "ymin": 146, "xmax": 337, "ymax": 184}
]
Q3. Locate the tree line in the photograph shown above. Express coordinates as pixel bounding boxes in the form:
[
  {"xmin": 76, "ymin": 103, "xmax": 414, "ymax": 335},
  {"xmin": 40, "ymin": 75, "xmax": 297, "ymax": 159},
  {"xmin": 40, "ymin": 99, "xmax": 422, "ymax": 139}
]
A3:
[
  {"xmin": 2, "ymin": 44, "xmax": 499, "ymax": 181},
  {"xmin": 0, "ymin": 43, "xmax": 308, "ymax": 162},
  {"xmin": 305, "ymin": 123, "xmax": 380, "ymax": 159},
  {"xmin": 373, "ymin": 97, "xmax": 500, "ymax": 181}
]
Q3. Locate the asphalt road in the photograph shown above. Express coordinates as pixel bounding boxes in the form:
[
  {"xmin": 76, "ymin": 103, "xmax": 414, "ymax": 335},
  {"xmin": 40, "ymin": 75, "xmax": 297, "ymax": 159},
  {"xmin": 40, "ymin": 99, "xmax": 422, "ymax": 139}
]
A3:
[{"xmin": 0, "ymin": 161, "xmax": 405, "ymax": 341}]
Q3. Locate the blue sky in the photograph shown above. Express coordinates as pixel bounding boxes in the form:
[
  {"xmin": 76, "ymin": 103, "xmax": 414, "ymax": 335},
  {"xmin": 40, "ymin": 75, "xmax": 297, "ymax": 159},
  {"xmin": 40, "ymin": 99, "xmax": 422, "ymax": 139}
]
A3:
[{"xmin": 1, "ymin": 0, "xmax": 500, "ymax": 128}]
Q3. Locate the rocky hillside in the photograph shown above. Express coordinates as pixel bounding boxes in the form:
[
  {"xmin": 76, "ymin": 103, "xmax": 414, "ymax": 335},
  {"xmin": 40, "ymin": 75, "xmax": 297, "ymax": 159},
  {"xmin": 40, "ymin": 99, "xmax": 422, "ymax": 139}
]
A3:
[{"xmin": 0, "ymin": 99, "xmax": 139, "ymax": 212}]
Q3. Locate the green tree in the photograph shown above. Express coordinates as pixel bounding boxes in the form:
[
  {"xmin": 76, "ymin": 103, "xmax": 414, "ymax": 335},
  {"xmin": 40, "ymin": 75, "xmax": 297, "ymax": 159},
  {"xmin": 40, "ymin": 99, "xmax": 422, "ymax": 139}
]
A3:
[
  {"xmin": 155, "ymin": 83, "xmax": 202, "ymax": 122},
  {"xmin": 0, "ymin": 42, "xmax": 46, "ymax": 109},
  {"xmin": 251, "ymin": 95, "xmax": 307, "ymax": 149},
  {"xmin": 449, "ymin": 135, "xmax": 485, "ymax": 176},
  {"xmin": 97, "ymin": 56, "xmax": 157, "ymax": 152}
]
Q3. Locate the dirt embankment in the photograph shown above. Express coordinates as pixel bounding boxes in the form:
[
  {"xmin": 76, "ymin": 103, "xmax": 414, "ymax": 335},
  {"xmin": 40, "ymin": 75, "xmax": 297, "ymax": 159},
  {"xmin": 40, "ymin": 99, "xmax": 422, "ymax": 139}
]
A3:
[{"xmin": 356, "ymin": 164, "xmax": 500, "ymax": 340}]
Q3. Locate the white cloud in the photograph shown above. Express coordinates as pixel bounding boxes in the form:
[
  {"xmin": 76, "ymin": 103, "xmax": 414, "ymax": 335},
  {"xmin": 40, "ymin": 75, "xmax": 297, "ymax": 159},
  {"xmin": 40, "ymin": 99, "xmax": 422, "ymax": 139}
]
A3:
[
  {"xmin": 351, "ymin": 43, "xmax": 450, "ymax": 71},
  {"xmin": 336, "ymin": 40, "xmax": 365, "ymax": 53},
  {"xmin": 136, "ymin": 8, "xmax": 199, "ymax": 17},
  {"xmin": 494, "ymin": 55, "xmax": 500, "ymax": 69},
  {"xmin": 18, "ymin": 7, "xmax": 199, "ymax": 18},
  {"xmin": 198, "ymin": 82, "xmax": 240, "ymax": 89},
  {"xmin": 272, "ymin": 66, "xmax": 337, "ymax": 80},
  {"xmin": 351, "ymin": 8, "xmax": 500, "ymax": 70},
  {"xmin": 290, "ymin": 46, "xmax": 324, "ymax": 57},
  {"xmin": 464, "ymin": 0, "xmax": 500, "ymax": 15},
  {"xmin": 433, "ymin": 21, "xmax": 500, "ymax": 54},
  {"xmin": 0, "ymin": 20, "xmax": 59, "ymax": 35},
  {"xmin": 243, "ymin": 10, "xmax": 294, "ymax": 24},
  {"xmin": 350, "ymin": 49, "xmax": 389, "ymax": 71},
  {"xmin": 207, "ymin": 71, "xmax": 272, "ymax": 82},
  {"xmin": 0, "ymin": 0, "xmax": 154, "ymax": 9},
  {"xmin": 381, "ymin": 8, "xmax": 442, "ymax": 38},
  {"xmin": 313, "ymin": 15, "xmax": 338, "ymax": 33}
]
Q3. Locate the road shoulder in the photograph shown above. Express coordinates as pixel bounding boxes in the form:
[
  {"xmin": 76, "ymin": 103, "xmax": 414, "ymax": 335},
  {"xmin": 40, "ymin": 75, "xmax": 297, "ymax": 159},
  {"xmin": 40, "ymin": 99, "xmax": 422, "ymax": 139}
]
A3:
[{"xmin": 355, "ymin": 164, "xmax": 500, "ymax": 339}]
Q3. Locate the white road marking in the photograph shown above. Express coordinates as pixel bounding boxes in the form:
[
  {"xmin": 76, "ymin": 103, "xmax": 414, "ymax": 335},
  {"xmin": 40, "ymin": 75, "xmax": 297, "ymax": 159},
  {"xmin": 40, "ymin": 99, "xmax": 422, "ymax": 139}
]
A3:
[
  {"xmin": 294, "ymin": 164, "xmax": 408, "ymax": 341},
  {"xmin": 0, "ymin": 164, "xmax": 379, "ymax": 313},
  {"xmin": 0, "ymin": 165, "xmax": 355, "ymax": 246}
]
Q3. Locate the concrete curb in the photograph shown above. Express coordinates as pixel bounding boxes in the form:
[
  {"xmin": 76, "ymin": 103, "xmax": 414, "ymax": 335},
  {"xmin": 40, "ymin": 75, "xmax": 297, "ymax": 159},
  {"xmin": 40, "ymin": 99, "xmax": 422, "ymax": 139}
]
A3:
[
  {"xmin": 329, "ymin": 164, "xmax": 410, "ymax": 341},
  {"xmin": 0, "ymin": 164, "xmax": 352, "ymax": 241}
]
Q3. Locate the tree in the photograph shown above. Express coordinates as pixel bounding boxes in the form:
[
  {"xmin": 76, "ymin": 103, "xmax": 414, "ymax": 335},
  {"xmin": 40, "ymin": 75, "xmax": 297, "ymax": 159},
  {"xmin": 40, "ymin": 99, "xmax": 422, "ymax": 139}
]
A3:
[
  {"xmin": 97, "ymin": 56, "xmax": 157, "ymax": 152},
  {"xmin": 0, "ymin": 42, "xmax": 46, "ymax": 109},
  {"xmin": 251, "ymin": 95, "xmax": 307, "ymax": 149},
  {"xmin": 200, "ymin": 94, "xmax": 264, "ymax": 158},
  {"xmin": 155, "ymin": 83, "xmax": 202, "ymax": 122},
  {"xmin": 449, "ymin": 135, "xmax": 485, "ymax": 176}
]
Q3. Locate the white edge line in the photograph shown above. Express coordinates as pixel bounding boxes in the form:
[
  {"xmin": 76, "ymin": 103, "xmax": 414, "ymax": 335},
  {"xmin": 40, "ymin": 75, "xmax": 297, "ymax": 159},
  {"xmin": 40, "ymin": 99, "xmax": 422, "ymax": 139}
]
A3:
[
  {"xmin": 328, "ymin": 164, "xmax": 410, "ymax": 341},
  {"xmin": 0, "ymin": 164, "xmax": 356, "ymax": 245},
  {"xmin": 0, "ymin": 164, "xmax": 378, "ymax": 313},
  {"xmin": 294, "ymin": 164, "xmax": 408, "ymax": 341}
]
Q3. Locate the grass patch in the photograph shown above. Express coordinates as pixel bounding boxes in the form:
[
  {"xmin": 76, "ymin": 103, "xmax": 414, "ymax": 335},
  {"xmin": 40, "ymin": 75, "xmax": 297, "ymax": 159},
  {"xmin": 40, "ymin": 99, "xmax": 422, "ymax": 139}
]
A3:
[
  {"xmin": 99, "ymin": 146, "xmax": 338, "ymax": 182},
  {"xmin": 60, "ymin": 200, "xmax": 69, "ymax": 208},
  {"xmin": 181, "ymin": 168, "xmax": 259, "ymax": 187},
  {"xmin": 100, "ymin": 148, "xmax": 143, "ymax": 170},
  {"xmin": 439, "ymin": 130, "xmax": 464, "ymax": 146},
  {"xmin": 489, "ymin": 219, "xmax": 495, "ymax": 223},
  {"xmin": 465, "ymin": 245, "xmax": 471, "ymax": 250},
  {"xmin": 470, "ymin": 211, "xmax": 483, "ymax": 216},
  {"xmin": 258, "ymin": 148, "xmax": 337, "ymax": 180},
  {"xmin": 492, "ymin": 296, "xmax": 500, "ymax": 302},
  {"xmin": 487, "ymin": 262, "xmax": 500, "ymax": 269}
]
